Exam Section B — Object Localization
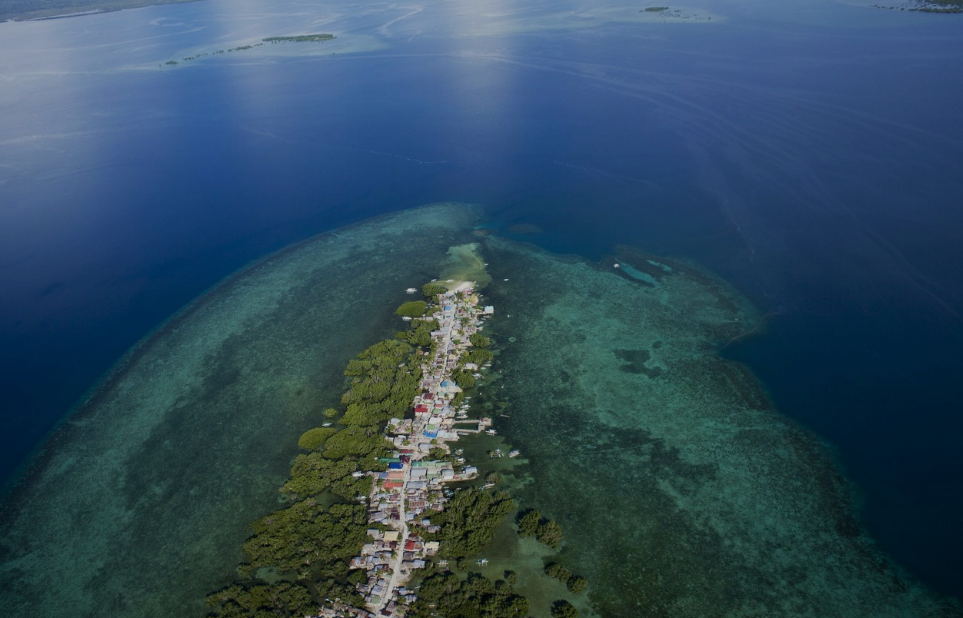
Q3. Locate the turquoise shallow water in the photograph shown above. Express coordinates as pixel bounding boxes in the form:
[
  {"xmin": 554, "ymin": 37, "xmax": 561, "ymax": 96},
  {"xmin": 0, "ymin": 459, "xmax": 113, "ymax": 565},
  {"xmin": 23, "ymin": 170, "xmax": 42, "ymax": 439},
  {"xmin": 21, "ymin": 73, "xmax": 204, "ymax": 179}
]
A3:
[
  {"xmin": 477, "ymin": 238, "xmax": 955, "ymax": 617},
  {"xmin": 0, "ymin": 204, "xmax": 482, "ymax": 618},
  {"xmin": 2, "ymin": 0, "xmax": 963, "ymax": 609},
  {"xmin": 0, "ymin": 204, "xmax": 960, "ymax": 617}
]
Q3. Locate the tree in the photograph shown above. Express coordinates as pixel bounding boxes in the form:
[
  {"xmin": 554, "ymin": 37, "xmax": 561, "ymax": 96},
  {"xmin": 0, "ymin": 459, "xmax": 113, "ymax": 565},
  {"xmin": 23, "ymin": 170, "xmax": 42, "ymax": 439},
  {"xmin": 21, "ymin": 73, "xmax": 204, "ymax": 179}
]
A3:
[
  {"xmin": 469, "ymin": 333, "xmax": 490, "ymax": 348},
  {"xmin": 396, "ymin": 300, "xmax": 427, "ymax": 317},
  {"xmin": 323, "ymin": 407, "xmax": 339, "ymax": 419},
  {"xmin": 545, "ymin": 563, "xmax": 572, "ymax": 582},
  {"xmin": 551, "ymin": 600, "xmax": 579, "ymax": 618},
  {"xmin": 567, "ymin": 575, "xmax": 588, "ymax": 593},
  {"xmin": 504, "ymin": 570, "xmax": 518, "ymax": 584},
  {"xmin": 297, "ymin": 427, "xmax": 336, "ymax": 450},
  {"xmin": 422, "ymin": 283, "xmax": 446, "ymax": 298},
  {"xmin": 516, "ymin": 509, "xmax": 541, "ymax": 537},
  {"xmin": 537, "ymin": 520, "xmax": 564, "ymax": 548}
]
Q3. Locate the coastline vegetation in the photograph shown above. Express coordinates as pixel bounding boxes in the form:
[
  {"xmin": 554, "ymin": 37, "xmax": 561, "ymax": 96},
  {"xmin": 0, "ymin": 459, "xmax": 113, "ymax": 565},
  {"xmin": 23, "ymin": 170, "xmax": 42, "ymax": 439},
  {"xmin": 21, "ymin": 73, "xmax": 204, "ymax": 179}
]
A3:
[
  {"xmin": 206, "ymin": 283, "xmax": 578, "ymax": 617},
  {"xmin": 205, "ymin": 285, "xmax": 534, "ymax": 617},
  {"xmin": 423, "ymin": 488, "xmax": 516, "ymax": 562},
  {"xmin": 516, "ymin": 508, "xmax": 564, "ymax": 548},
  {"xmin": 551, "ymin": 600, "xmax": 579, "ymax": 618},
  {"xmin": 408, "ymin": 571, "xmax": 530, "ymax": 618},
  {"xmin": 206, "ymin": 305, "xmax": 434, "ymax": 616},
  {"xmin": 395, "ymin": 300, "xmax": 428, "ymax": 317},
  {"xmin": 422, "ymin": 283, "xmax": 447, "ymax": 298},
  {"xmin": 296, "ymin": 426, "xmax": 336, "ymax": 450}
]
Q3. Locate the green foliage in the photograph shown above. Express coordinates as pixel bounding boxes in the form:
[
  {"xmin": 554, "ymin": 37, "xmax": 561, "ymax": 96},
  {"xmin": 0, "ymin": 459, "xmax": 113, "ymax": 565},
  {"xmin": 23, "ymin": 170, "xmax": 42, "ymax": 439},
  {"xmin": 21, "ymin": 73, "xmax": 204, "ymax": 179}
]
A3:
[
  {"xmin": 396, "ymin": 300, "xmax": 427, "ymax": 317},
  {"xmin": 517, "ymin": 509, "xmax": 564, "ymax": 548},
  {"xmin": 428, "ymin": 447, "xmax": 448, "ymax": 460},
  {"xmin": 567, "ymin": 575, "xmax": 588, "ymax": 594},
  {"xmin": 469, "ymin": 333, "xmax": 491, "ymax": 348},
  {"xmin": 338, "ymin": 338, "xmax": 420, "ymax": 427},
  {"xmin": 465, "ymin": 348, "xmax": 493, "ymax": 366},
  {"xmin": 205, "ymin": 582, "xmax": 316, "ymax": 618},
  {"xmin": 400, "ymin": 319, "xmax": 437, "ymax": 347},
  {"xmin": 428, "ymin": 489, "xmax": 516, "ymax": 560},
  {"xmin": 321, "ymin": 425, "xmax": 390, "ymax": 460},
  {"xmin": 323, "ymin": 407, "xmax": 339, "ymax": 419},
  {"xmin": 297, "ymin": 427, "xmax": 336, "ymax": 451},
  {"xmin": 503, "ymin": 570, "xmax": 517, "ymax": 584},
  {"xmin": 537, "ymin": 520, "xmax": 564, "ymax": 549},
  {"xmin": 240, "ymin": 500, "xmax": 368, "ymax": 578},
  {"xmin": 408, "ymin": 572, "xmax": 529, "ymax": 618},
  {"xmin": 516, "ymin": 509, "xmax": 541, "ymax": 537},
  {"xmin": 422, "ymin": 283, "xmax": 447, "ymax": 298},
  {"xmin": 452, "ymin": 368, "xmax": 476, "ymax": 390},
  {"xmin": 545, "ymin": 563, "xmax": 572, "ymax": 582},
  {"xmin": 281, "ymin": 452, "xmax": 370, "ymax": 500},
  {"xmin": 551, "ymin": 600, "xmax": 579, "ymax": 618}
]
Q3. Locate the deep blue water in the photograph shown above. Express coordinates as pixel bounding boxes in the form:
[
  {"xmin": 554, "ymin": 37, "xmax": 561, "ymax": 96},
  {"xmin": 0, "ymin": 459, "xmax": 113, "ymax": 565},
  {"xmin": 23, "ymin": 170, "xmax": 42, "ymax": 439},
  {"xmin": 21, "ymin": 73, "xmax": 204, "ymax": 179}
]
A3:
[{"xmin": 2, "ymin": 0, "xmax": 962, "ymax": 599}]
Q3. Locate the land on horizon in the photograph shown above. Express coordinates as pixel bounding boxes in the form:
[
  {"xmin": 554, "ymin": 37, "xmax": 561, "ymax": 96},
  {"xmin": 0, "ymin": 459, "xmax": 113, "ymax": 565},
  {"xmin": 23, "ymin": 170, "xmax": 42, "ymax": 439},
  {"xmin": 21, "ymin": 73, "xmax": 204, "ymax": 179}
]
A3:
[{"xmin": 0, "ymin": 0, "xmax": 198, "ymax": 21}]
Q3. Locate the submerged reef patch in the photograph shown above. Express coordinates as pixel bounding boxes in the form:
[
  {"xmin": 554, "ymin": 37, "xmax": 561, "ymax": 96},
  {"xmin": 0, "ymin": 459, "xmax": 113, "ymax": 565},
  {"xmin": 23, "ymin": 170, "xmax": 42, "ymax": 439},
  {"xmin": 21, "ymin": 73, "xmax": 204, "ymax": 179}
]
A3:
[
  {"xmin": 480, "ymin": 237, "xmax": 956, "ymax": 617},
  {"xmin": 0, "ymin": 203, "xmax": 481, "ymax": 618}
]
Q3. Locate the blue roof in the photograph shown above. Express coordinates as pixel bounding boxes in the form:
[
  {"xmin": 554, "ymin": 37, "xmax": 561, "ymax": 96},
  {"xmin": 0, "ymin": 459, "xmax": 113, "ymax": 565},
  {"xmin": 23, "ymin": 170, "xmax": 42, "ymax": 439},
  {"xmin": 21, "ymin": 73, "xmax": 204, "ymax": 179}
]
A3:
[
  {"xmin": 423, "ymin": 431, "xmax": 438, "ymax": 439},
  {"xmin": 388, "ymin": 462, "xmax": 404, "ymax": 469}
]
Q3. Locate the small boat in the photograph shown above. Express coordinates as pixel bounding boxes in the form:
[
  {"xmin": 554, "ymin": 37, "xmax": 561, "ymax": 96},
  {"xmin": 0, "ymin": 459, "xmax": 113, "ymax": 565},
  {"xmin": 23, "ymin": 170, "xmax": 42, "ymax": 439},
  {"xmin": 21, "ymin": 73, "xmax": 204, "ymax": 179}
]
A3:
[
  {"xmin": 322, "ymin": 422, "xmax": 332, "ymax": 427},
  {"xmin": 508, "ymin": 450, "xmax": 520, "ymax": 458},
  {"xmin": 485, "ymin": 429, "xmax": 497, "ymax": 436}
]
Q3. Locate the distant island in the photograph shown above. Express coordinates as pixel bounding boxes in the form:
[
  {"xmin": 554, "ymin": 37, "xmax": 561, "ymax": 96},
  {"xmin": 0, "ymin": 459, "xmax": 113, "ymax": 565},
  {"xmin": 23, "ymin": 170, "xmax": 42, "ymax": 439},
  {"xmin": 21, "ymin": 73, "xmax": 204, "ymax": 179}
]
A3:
[
  {"xmin": 911, "ymin": 0, "xmax": 962, "ymax": 12},
  {"xmin": 862, "ymin": 0, "xmax": 963, "ymax": 12},
  {"xmin": 161, "ymin": 34, "xmax": 336, "ymax": 68},
  {"xmin": 0, "ymin": 0, "xmax": 199, "ymax": 21},
  {"xmin": 264, "ymin": 33, "xmax": 336, "ymax": 43}
]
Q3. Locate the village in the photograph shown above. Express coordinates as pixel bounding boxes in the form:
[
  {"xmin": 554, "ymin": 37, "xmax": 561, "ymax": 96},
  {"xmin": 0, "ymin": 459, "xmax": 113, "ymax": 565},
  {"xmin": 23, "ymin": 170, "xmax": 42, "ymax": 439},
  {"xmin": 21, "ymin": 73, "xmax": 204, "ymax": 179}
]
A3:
[{"xmin": 320, "ymin": 282, "xmax": 497, "ymax": 618}]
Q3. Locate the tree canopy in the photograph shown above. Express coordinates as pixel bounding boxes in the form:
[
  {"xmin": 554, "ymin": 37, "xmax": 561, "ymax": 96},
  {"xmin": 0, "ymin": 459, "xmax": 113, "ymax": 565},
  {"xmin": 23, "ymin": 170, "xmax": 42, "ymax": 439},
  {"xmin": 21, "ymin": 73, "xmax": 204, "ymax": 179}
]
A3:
[{"xmin": 396, "ymin": 300, "xmax": 427, "ymax": 317}]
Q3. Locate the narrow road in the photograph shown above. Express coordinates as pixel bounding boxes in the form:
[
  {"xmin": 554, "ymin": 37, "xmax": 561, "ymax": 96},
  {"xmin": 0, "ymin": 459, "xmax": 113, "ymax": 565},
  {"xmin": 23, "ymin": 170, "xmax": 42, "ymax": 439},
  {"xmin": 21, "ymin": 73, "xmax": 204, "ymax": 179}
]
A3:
[{"xmin": 375, "ymin": 450, "xmax": 411, "ymax": 610}]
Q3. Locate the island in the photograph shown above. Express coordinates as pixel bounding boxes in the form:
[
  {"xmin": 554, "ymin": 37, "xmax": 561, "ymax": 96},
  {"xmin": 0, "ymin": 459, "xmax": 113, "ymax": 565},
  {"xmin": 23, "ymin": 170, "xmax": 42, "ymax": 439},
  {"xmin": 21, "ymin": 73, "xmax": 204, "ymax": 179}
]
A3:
[
  {"xmin": 263, "ymin": 34, "xmax": 336, "ymax": 43},
  {"xmin": 205, "ymin": 273, "xmax": 584, "ymax": 618}
]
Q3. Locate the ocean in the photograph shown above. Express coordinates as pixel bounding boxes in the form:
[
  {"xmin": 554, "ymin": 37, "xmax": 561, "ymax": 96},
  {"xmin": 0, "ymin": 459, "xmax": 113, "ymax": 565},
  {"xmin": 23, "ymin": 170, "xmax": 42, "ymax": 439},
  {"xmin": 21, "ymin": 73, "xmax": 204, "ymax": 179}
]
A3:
[{"xmin": 1, "ymin": 0, "xmax": 962, "ymax": 610}]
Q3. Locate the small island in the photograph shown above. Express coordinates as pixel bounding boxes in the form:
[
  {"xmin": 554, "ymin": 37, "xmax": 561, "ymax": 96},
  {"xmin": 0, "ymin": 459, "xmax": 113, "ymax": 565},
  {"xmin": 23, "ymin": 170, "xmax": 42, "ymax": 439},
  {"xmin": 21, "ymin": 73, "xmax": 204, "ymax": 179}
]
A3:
[
  {"xmin": 263, "ymin": 33, "xmax": 336, "ymax": 43},
  {"xmin": 861, "ymin": 0, "xmax": 963, "ymax": 12}
]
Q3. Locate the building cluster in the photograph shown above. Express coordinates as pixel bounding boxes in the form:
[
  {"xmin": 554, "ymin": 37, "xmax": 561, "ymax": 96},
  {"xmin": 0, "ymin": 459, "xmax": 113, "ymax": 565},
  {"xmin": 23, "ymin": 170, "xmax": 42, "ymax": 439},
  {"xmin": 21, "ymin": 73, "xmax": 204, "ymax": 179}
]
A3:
[{"xmin": 332, "ymin": 285, "xmax": 493, "ymax": 617}]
